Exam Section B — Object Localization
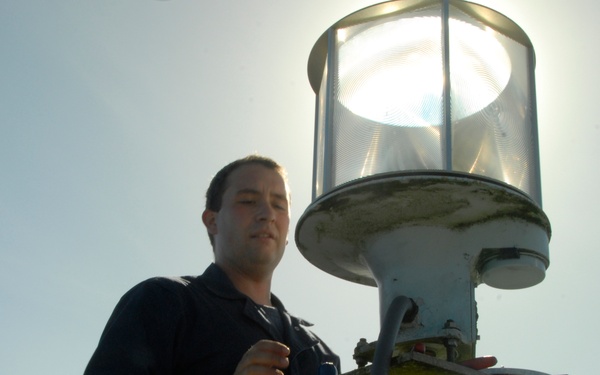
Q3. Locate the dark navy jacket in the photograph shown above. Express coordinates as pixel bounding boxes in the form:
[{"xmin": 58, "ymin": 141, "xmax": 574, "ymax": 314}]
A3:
[{"xmin": 85, "ymin": 263, "xmax": 340, "ymax": 374}]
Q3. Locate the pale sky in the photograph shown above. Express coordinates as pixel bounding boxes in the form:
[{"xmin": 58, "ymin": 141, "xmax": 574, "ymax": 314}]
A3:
[{"xmin": 1, "ymin": 1, "xmax": 598, "ymax": 374}]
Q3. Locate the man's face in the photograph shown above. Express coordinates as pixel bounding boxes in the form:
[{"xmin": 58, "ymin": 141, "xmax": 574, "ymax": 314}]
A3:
[{"xmin": 204, "ymin": 163, "xmax": 290, "ymax": 278}]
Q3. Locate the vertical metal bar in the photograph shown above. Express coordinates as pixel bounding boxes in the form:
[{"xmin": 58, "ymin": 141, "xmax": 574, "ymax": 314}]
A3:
[
  {"xmin": 442, "ymin": 0, "xmax": 452, "ymax": 170},
  {"xmin": 527, "ymin": 47, "xmax": 543, "ymax": 207},
  {"xmin": 323, "ymin": 27, "xmax": 338, "ymax": 194},
  {"xmin": 311, "ymin": 93, "xmax": 321, "ymax": 201}
]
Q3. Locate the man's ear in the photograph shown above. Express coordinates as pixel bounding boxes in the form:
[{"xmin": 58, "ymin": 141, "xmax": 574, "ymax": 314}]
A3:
[{"xmin": 202, "ymin": 209, "xmax": 218, "ymax": 235}]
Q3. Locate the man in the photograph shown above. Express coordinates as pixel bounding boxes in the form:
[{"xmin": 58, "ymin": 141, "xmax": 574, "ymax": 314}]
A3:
[{"xmin": 84, "ymin": 155, "xmax": 339, "ymax": 374}]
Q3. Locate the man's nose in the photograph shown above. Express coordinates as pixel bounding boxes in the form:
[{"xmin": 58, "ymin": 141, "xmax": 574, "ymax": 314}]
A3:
[{"xmin": 256, "ymin": 201, "xmax": 276, "ymax": 221}]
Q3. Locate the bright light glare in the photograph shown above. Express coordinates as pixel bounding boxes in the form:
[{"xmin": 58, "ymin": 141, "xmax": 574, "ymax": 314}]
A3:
[{"xmin": 337, "ymin": 17, "xmax": 511, "ymax": 126}]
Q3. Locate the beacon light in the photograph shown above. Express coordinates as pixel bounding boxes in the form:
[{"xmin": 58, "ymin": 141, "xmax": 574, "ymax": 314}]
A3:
[{"xmin": 296, "ymin": 1, "xmax": 552, "ymax": 373}]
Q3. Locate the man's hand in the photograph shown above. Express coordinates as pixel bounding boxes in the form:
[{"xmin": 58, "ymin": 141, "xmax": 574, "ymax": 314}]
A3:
[
  {"xmin": 234, "ymin": 340, "xmax": 290, "ymax": 375},
  {"xmin": 459, "ymin": 355, "xmax": 497, "ymax": 370}
]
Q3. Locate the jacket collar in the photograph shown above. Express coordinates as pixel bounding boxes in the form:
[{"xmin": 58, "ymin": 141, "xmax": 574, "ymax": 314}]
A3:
[
  {"xmin": 199, "ymin": 263, "xmax": 314, "ymax": 327},
  {"xmin": 199, "ymin": 263, "xmax": 321, "ymax": 361},
  {"xmin": 200, "ymin": 263, "xmax": 247, "ymax": 300}
]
